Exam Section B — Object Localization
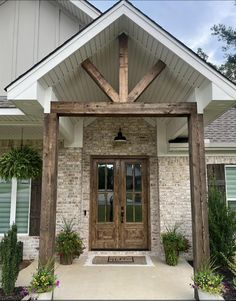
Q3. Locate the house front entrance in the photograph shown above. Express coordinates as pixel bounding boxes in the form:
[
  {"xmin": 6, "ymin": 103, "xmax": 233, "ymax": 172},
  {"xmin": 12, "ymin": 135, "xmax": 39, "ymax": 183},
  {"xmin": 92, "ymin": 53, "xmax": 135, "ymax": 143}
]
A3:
[{"xmin": 90, "ymin": 157, "xmax": 149, "ymax": 250}]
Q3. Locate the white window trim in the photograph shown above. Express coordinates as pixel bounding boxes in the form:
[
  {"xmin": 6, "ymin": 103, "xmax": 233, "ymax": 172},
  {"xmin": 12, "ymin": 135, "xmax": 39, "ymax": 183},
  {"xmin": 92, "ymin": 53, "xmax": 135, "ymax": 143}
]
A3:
[
  {"xmin": 225, "ymin": 165, "xmax": 236, "ymax": 208},
  {"xmin": 10, "ymin": 177, "xmax": 17, "ymax": 226},
  {"xmin": 0, "ymin": 178, "xmax": 31, "ymax": 236}
]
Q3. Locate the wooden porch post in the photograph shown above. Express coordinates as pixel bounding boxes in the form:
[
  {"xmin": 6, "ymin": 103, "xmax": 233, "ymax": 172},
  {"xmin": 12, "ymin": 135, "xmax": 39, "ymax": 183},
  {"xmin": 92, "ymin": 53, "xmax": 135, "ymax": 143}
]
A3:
[
  {"xmin": 188, "ymin": 112, "xmax": 210, "ymax": 272},
  {"xmin": 39, "ymin": 113, "xmax": 59, "ymax": 266}
]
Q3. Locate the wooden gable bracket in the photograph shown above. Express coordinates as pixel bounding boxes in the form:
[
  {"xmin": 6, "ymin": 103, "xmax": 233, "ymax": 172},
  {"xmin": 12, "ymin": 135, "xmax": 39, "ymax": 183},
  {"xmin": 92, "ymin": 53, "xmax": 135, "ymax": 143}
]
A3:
[
  {"xmin": 81, "ymin": 33, "xmax": 166, "ymax": 103},
  {"xmin": 81, "ymin": 58, "xmax": 120, "ymax": 103}
]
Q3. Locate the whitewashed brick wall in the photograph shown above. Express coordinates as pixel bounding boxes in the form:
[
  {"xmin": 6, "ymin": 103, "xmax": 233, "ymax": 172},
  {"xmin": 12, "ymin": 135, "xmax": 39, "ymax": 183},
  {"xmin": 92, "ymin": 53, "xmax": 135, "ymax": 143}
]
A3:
[{"xmin": 1, "ymin": 131, "xmax": 236, "ymax": 260}]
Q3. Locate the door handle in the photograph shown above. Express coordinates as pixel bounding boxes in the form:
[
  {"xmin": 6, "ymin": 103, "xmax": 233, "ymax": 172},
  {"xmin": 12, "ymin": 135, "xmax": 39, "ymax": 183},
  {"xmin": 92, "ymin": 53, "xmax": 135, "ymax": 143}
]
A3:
[{"xmin": 121, "ymin": 206, "xmax": 124, "ymax": 223}]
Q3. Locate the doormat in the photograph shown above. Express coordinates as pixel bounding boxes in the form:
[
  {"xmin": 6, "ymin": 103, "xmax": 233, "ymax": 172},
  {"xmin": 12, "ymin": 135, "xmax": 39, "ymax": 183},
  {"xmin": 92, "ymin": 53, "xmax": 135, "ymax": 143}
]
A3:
[{"xmin": 92, "ymin": 256, "xmax": 147, "ymax": 265}]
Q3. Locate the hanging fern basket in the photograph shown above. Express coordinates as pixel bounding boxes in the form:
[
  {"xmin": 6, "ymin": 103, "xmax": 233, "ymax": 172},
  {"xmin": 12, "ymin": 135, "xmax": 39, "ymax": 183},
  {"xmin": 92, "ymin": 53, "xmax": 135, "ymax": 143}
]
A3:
[{"xmin": 0, "ymin": 145, "xmax": 42, "ymax": 180}]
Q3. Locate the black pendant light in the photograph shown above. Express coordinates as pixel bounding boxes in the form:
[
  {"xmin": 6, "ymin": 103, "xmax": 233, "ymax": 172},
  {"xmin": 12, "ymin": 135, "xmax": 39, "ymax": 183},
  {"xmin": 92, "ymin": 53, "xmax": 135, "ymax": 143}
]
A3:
[{"xmin": 114, "ymin": 128, "xmax": 126, "ymax": 142}]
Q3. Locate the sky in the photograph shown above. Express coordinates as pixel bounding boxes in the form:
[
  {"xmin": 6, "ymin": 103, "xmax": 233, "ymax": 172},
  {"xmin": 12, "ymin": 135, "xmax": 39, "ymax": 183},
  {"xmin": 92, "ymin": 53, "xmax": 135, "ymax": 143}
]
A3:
[{"xmin": 89, "ymin": 0, "xmax": 236, "ymax": 66}]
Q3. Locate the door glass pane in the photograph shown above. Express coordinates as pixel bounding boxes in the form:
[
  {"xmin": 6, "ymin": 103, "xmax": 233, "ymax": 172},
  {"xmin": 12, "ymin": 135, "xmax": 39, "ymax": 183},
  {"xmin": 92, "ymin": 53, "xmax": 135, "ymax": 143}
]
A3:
[
  {"xmin": 135, "ymin": 205, "xmax": 142, "ymax": 222},
  {"xmin": 98, "ymin": 193, "xmax": 106, "ymax": 222},
  {"xmin": 126, "ymin": 164, "xmax": 133, "ymax": 191},
  {"xmin": 107, "ymin": 164, "xmax": 114, "ymax": 190},
  {"xmin": 97, "ymin": 164, "xmax": 114, "ymax": 223},
  {"xmin": 98, "ymin": 164, "xmax": 105, "ymax": 190},
  {"xmin": 126, "ymin": 163, "xmax": 143, "ymax": 222},
  {"xmin": 16, "ymin": 179, "xmax": 30, "ymax": 233},
  {"xmin": 126, "ymin": 205, "xmax": 133, "ymax": 222},
  {"xmin": 134, "ymin": 194, "xmax": 141, "ymax": 204},
  {"xmin": 0, "ymin": 179, "xmax": 11, "ymax": 233},
  {"xmin": 106, "ymin": 192, "xmax": 114, "ymax": 222},
  {"xmin": 126, "ymin": 193, "xmax": 133, "ymax": 204},
  {"xmin": 134, "ymin": 164, "xmax": 142, "ymax": 192}
]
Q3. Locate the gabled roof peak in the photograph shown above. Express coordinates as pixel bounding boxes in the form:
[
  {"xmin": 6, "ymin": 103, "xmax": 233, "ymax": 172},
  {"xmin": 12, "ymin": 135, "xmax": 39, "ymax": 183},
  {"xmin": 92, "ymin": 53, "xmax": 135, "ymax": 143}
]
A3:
[{"xmin": 5, "ymin": 0, "xmax": 236, "ymax": 100}]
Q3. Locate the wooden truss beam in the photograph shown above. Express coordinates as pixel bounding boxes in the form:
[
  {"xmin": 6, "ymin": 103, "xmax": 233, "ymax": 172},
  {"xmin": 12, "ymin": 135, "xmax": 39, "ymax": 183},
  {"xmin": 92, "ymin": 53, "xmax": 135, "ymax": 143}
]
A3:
[
  {"xmin": 81, "ymin": 34, "xmax": 165, "ymax": 103},
  {"xmin": 128, "ymin": 60, "xmax": 166, "ymax": 102},
  {"xmin": 51, "ymin": 101, "xmax": 196, "ymax": 117},
  {"xmin": 81, "ymin": 59, "xmax": 120, "ymax": 103},
  {"xmin": 119, "ymin": 33, "xmax": 128, "ymax": 102}
]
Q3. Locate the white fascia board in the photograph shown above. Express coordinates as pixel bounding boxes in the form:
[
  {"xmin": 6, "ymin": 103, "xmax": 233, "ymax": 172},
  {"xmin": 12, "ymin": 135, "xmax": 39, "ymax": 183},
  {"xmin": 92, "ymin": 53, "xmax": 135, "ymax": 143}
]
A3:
[
  {"xmin": 8, "ymin": 81, "xmax": 57, "ymax": 113},
  {"xmin": 8, "ymin": 82, "xmax": 38, "ymax": 100},
  {"xmin": 6, "ymin": 1, "xmax": 236, "ymax": 102},
  {"xmin": 70, "ymin": 0, "xmax": 101, "ymax": 20},
  {"xmin": 196, "ymin": 81, "xmax": 235, "ymax": 113},
  {"xmin": 6, "ymin": 3, "xmax": 125, "ymax": 98},
  {"xmin": 0, "ymin": 108, "xmax": 24, "ymax": 116},
  {"xmin": 212, "ymin": 83, "xmax": 235, "ymax": 101}
]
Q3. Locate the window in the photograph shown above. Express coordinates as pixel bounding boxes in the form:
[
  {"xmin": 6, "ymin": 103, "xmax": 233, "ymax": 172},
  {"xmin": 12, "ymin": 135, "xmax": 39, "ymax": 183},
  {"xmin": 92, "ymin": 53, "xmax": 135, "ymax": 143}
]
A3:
[
  {"xmin": 0, "ymin": 178, "xmax": 31, "ymax": 234},
  {"xmin": 225, "ymin": 166, "xmax": 236, "ymax": 211}
]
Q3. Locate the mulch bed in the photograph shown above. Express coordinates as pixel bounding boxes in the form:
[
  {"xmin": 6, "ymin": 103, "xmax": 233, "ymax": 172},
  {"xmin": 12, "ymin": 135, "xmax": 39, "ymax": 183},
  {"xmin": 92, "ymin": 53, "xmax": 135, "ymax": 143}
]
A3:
[
  {"xmin": 0, "ymin": 287, "xmax": 26, "ymax": 301},
  {"xmin": 188, "ymin": 260, "xmax": 236, "ymax": 300},
  {"xmin": 0, "ymin": 260, "xmax": 33, "ymax": 301},
  {"xmin": 218, "ymin": 267, "xmax": 236, "ymax": 300}
]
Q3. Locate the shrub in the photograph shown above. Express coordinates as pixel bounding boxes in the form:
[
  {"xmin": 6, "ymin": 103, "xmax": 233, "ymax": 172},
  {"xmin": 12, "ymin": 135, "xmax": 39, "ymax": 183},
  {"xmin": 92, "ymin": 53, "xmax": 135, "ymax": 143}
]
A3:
[
  {"xmin": 208, "ymin": 179, "xmax": 236, "ymax": 265},
  {"xmin": 193, "ymin": 260, "xmax": 224, "ymax": 295},
  {"xmin": 221, "ymin": 252, "xmax": 236, "ymax": 276},
  {"xmin": 0, "ymin": 224, "xmax": 22, "ymax": 295},
  {"xmin": 162, "ymin": 226, "xmax": 190, "ymax": 266},
  {"xmin": 29, "ymin": 259, "xmax": 59, "ymax": 293}
]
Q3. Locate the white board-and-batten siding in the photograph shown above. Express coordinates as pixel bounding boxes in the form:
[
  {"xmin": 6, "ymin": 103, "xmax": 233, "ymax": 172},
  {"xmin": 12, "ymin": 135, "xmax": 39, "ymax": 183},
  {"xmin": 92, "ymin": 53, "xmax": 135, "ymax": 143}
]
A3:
[{"xmin": 0, "ymin": 0, "xmax": 82, "ymax": 96}]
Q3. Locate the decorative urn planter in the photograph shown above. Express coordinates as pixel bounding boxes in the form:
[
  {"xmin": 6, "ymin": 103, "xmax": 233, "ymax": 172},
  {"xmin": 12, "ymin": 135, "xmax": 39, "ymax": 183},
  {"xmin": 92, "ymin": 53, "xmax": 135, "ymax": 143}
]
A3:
[{"xmin": 198, "ymin": 289, "xmax": 224, "ymax": 301}]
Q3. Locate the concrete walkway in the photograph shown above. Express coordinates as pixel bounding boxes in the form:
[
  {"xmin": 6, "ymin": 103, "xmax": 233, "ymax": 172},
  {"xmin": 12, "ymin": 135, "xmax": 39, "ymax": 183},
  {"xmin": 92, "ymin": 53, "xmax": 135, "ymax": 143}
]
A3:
[{"xmin": 17, "ymin": 256, "xmax": 194, "ymax": 300}]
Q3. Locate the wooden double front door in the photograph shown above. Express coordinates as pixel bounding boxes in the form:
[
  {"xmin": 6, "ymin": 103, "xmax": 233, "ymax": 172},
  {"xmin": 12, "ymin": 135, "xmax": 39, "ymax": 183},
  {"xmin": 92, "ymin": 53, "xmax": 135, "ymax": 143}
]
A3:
[{"xmin": 90, "ymin": 158, "xmax": 149, "ymax": 250}]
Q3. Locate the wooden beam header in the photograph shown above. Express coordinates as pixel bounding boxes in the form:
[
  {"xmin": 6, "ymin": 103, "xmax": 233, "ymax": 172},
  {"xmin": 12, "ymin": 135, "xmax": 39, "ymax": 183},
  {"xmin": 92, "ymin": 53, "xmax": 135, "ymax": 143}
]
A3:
[{"xmin": 51, "ymin": 101, "xmax": 197, "ymax": 117}]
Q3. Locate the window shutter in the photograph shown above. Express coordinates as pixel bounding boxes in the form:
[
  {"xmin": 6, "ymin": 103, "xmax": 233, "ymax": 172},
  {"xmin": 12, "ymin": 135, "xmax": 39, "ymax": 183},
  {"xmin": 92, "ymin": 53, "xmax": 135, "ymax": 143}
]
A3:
[
  {"xmin": 207, "ymin": 164, "xmax": 226, "ymax": 196},
  {"xmin": 29, "ymin": 179, "xmax": 42, "ymax": 236}
]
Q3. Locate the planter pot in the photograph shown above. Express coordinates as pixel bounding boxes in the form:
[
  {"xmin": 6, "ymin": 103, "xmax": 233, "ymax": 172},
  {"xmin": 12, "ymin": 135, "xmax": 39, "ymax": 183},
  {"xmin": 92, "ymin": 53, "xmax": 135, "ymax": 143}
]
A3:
[
  {"xmin": 163, "ymin": 244, "xmax": 179, "ymax": 266},
  {"xmin": 37, "ymin": 291, "xmax": 53, "ymax": 300},
  {"xmin": 60, "ymin": 253, "xmax": 73, "ymax": 265},
  {"xmin": 26, "ymin": 291, "xmax": 53, "ymax": 300},
  {"xmin": 198, "ymin": 289, "xmax": 224, "ymax": 300}
]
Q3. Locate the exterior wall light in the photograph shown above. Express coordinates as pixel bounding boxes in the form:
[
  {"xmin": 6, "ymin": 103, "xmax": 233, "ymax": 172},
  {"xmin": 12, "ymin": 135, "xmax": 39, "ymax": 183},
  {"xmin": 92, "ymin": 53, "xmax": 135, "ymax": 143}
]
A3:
[{"xmin": 114, "ymin": 128, "xmax": 127, "ymax": 142}]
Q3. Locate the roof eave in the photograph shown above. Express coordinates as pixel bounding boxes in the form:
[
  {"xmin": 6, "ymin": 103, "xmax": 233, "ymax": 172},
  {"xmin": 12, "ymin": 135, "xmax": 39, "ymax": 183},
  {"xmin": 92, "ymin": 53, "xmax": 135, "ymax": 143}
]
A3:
[
  {"xmin": 5, "ymin": 0, "xmax": 236, "ymax": 101},
  {"xmin": 69, "ymin": 0, "xmax": 101, "ymax": 20}
]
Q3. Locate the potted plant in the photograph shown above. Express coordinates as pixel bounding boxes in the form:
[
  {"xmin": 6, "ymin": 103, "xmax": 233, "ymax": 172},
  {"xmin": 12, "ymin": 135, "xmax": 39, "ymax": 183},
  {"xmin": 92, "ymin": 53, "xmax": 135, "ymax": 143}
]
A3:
[
  {"xmin": 0, "ymin": 145, "xmax": 42, "ymax": 180},
  {"xmin": 191, "ymin": 260, "xmax": 224, "ymax": 300},
  {"xmin": 28, "ymin": 260, "xmax": 59, "ymax": 300},
  {"xmin": 56, "ymin": 218, "xmax": 85, "ymax": 265},
  {"xmin": 161, "ymin": 225, "xmax": 190, "ymax": 266}
]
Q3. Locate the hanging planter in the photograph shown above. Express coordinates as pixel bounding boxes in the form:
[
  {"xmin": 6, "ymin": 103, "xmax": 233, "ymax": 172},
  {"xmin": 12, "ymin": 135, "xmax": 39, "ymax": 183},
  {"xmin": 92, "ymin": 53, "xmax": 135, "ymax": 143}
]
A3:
[{"xmin": 0, "ymin": 145, "xmax": 42, "ymax": 180}]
